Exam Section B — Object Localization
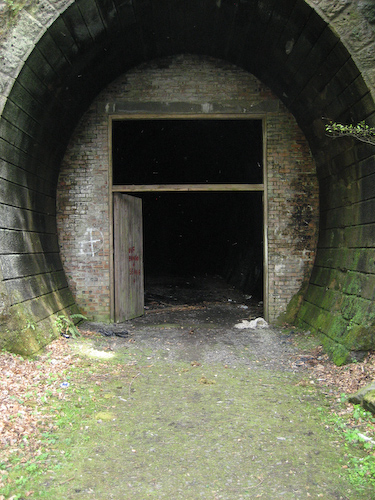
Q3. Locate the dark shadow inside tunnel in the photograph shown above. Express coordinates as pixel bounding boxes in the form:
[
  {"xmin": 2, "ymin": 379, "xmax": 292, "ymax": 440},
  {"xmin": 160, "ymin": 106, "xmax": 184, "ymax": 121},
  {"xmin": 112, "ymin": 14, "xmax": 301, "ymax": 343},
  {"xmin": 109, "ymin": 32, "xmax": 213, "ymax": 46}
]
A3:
[
  {"xmin": 140, "ymin": 191, "xmax": 264, "ymax": 301},
  {"xmin": 112, "ymin": 119, "xmax": 264, "ymax": 306},
  {"xmin": 112, "ymin": 119, "xmax": 263, "ymax": 184}
]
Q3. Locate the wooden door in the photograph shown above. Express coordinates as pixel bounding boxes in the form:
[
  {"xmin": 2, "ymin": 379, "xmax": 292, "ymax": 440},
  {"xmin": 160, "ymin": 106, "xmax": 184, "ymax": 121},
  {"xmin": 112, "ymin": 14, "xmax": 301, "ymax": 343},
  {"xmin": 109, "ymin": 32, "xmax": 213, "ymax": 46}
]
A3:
[{"xmin": 113, "ymin": 193, "xmax": 144, "ymax": 321}]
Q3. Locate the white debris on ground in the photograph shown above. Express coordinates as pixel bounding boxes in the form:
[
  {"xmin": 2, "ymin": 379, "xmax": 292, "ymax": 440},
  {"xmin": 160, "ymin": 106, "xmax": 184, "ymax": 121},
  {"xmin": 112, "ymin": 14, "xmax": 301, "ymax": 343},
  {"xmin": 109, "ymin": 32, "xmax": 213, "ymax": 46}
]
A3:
[{"xmin": 234, "ymin": 317, "xmax": 269, "ymax": 329}]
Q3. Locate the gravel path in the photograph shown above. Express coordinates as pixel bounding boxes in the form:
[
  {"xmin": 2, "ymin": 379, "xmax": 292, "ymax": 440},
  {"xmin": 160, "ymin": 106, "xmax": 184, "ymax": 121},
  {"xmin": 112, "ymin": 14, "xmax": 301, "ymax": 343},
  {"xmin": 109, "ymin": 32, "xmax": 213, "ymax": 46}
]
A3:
[
  {"xmin": 57, "ymin": 298, "xmax": 369, "ymax": 499},
  {"xmin": 25, "ymin": 277, "xmax": 374, "ymax": 499}
]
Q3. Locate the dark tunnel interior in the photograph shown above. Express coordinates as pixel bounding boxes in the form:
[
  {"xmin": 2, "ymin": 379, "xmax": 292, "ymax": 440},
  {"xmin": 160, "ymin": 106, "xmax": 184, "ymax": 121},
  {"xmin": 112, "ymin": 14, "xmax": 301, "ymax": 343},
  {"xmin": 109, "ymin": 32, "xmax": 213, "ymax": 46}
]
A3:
[
  {"xmin": 112, "ymin": 119, "xmax": 264, "ymax": 301},
  {"xmin": 112, "ymin": 119, "xmax": 263, "ymax": 184}
]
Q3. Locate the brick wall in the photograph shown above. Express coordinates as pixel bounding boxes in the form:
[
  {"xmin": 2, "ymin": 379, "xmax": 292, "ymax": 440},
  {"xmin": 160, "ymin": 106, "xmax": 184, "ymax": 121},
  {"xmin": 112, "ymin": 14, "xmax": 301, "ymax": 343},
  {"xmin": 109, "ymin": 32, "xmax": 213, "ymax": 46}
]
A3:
[
  {"xmin": 267, "ymin": 111, "xmax": 319, "ymax": 320},
  {"xmin": 57, "ymin": 55, "xmax": 319, "ymax": 322}
]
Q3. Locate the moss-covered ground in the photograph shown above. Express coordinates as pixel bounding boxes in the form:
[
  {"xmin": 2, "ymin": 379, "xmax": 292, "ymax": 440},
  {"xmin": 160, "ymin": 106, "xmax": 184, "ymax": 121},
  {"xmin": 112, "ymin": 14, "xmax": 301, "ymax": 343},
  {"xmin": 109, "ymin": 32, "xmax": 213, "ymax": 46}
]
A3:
[{"xmin": 2, "ymin": 300, "xmax": 374, "ymax": 499}]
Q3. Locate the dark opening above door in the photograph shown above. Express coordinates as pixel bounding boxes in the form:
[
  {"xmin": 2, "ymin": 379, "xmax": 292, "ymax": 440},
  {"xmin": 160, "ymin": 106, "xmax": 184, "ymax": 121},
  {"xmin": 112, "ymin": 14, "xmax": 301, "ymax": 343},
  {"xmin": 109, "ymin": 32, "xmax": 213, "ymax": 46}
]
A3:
[{"xmin": 112, "ymin": 119, "xmax": 263, "ymax": 185}]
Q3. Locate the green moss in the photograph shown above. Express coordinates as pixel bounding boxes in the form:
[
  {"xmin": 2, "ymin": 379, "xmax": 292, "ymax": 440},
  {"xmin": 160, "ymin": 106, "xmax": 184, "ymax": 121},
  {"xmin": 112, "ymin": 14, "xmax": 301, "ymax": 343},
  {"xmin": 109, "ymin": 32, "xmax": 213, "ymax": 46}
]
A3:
[
  {"xmin": 359, "ymin": 0, "xmax": 375, "ymax": 24},
  {"xmin": 0, "ymin": 308, "xmax": 58, "ymax": 356},
  {"xmin": 343, "ymin": 324, "xmax": 375, "ymax": 351},
  {"xmin": 0, "ymin": 302, "xmax": 84, "ymax": 356},
  {"xmin": 320, "ymin": 335, "xmax": 351, "ymax": 366},
  {"xmin": 4, "ymin": 0, "xmax": 26, "ymax": 17},
  {"xmin": 0, "ymin": 0, "xmax": 29, "ymax": 33},
  {"xmin": 341, "ymin": 295, "xmax": 369, "ymax": 322},
  {"xmin": 343, "ymin": 271, "xmax": 363, "ymax": 296},
  {"xmin": 320, "ymin": 289, "xmax": 342, "ymax": 312},
  {"xmin": 363, "ymin": 391, "xmax": 375, "ymax": 414},
  {"xmin": 276, "ymin": 282, "xmax": 308, "ymax": 325}
]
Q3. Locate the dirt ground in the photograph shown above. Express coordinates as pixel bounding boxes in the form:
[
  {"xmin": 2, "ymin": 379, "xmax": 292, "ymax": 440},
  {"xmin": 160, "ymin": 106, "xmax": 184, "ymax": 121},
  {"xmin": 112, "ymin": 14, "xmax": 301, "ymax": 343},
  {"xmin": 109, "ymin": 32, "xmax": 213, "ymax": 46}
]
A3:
[{"xmin": 1, "ymin": 275, "xmax": 375, "ymax": 499}]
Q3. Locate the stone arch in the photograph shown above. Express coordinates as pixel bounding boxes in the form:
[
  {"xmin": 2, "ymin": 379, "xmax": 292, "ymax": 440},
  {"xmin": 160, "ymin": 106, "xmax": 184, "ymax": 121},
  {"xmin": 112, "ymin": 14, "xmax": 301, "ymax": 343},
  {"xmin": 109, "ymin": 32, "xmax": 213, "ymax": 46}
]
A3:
[{"xmin": 0, "ymin": 0, "xmax": 375, "ymax": 363}]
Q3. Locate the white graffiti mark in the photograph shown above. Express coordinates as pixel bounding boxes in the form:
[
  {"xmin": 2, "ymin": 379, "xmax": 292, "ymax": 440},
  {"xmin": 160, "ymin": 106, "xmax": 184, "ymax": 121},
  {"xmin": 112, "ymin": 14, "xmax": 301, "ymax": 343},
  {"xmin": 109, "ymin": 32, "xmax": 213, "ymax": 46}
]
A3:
[{"xmin": 80, "ymin": 228, "xmax": 104, "ymax": 257}]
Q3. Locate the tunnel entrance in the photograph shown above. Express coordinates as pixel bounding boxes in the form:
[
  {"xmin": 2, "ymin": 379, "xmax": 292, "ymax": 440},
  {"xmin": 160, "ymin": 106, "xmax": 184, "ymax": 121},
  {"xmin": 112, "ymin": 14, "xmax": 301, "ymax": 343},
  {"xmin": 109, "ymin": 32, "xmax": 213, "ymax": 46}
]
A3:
[{"xmin": 111, "ymin": 118, "xmax": 265, "ymax": 321}]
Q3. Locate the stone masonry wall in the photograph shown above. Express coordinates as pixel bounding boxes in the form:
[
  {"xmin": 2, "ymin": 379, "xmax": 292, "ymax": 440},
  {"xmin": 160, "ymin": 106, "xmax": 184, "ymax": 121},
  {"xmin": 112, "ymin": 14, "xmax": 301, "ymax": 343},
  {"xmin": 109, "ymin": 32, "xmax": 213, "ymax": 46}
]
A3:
[{"xmin": 57, "ymin": 55, "xmax": 319, "ymax": 322}]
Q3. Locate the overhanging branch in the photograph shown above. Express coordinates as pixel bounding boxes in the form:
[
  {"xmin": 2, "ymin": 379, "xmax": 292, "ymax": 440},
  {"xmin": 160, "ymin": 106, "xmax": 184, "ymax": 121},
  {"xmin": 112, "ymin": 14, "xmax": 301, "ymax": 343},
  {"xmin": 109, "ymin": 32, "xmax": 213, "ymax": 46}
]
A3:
[{"xmin": 325, "ymin": 120, "xmax": 375, "ymax": 146}]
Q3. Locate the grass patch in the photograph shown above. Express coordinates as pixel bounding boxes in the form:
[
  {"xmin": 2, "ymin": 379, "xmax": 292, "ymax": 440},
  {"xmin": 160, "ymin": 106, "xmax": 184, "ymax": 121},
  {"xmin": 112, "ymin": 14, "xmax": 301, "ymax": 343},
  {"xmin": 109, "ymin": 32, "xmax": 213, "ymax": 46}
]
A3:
[
  {"xmin": 0, "ymin": 346, "xmax": 139, "ymax": 499},
  {"xmin": 319, "ymin": 397, "xmax": 375, "ymax": 492}
]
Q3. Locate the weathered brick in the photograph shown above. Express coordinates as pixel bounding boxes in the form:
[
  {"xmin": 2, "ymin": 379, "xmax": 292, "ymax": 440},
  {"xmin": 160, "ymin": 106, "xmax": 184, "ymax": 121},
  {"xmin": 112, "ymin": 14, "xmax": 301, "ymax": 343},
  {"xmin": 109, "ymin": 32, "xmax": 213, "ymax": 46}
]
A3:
[{"xmin": 57, "ymin": 56, "xmax": 319, "ymax": 322}]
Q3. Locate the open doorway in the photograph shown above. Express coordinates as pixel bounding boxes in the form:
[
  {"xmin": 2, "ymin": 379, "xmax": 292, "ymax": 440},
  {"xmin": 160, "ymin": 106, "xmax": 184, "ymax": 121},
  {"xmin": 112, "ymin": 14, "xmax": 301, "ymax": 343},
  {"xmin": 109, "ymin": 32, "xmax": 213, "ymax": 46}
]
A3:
[
  {"xmin": 140, "ymin": 191, "xmax": 263, "ymax": 298},
  {"xmin": 111, "ymin": 118, "xmax": 265, "ymax": 320}
]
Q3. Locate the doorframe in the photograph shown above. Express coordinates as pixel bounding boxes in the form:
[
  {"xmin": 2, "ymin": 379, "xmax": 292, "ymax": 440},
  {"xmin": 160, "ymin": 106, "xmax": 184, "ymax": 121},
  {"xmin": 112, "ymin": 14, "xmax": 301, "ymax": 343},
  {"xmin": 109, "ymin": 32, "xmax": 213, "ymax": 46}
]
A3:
[{"xmin": 108, "ymin": 113, "xmax": 268, "ymax": 321}]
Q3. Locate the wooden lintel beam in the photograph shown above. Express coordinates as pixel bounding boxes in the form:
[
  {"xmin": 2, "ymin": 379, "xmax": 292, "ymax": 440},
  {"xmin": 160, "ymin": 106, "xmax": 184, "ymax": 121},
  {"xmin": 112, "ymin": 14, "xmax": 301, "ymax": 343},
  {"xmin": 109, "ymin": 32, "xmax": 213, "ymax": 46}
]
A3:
[{"xmin": 112, "ymin": 184, "xmax": 264, "ymax": 192}]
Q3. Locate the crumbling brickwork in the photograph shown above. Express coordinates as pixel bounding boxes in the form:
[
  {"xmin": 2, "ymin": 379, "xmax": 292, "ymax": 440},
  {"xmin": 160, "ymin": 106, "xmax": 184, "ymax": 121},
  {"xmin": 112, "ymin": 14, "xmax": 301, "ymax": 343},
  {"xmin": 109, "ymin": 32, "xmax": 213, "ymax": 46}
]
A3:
[{"xmin": 57, "ymin": 55, "xmax": 319, "ymax": 322}]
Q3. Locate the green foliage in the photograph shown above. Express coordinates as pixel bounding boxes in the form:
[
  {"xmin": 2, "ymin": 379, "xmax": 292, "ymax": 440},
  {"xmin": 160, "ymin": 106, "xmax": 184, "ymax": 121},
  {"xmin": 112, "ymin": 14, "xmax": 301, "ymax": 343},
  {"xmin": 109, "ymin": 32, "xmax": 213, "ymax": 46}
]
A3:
[
  {"xmin": 3, "ymin": 0, "xmax": 27, "ymax": 22},
  {"xmin": 352, "ymin": 404, "xmax": 375, "ymax": 423},
  {"xmin": 325, "ymin": 120, "xmax": 375, "ymax": 146},
  {"xmin": 54, "ymin": 313, "xmax": 87, "ymax": 339},
  {"xmin": 347, "ymin": 455, "xmax": 375, "ymax": 489},
  {"xmin": 25, "ymin": 319, "xmax": 36, "ymax": 331},
  {"xmin": 323, "ymin": 400, "xmax": 375, "ymax": 490}
]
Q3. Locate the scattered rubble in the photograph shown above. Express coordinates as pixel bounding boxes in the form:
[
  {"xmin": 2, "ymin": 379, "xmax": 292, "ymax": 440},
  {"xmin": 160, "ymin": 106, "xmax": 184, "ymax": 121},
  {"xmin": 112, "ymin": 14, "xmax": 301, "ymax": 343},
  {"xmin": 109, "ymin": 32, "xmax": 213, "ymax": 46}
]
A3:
[{"xmin": 234, "ymin": 317, "xmax": 269, "ymax": 329}]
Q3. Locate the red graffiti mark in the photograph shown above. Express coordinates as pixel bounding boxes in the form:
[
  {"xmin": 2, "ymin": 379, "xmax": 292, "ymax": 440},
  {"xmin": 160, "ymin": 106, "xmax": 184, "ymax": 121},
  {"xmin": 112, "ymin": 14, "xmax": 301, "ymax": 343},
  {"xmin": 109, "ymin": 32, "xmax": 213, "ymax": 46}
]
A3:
[
  {"xmin": 129, "ymin": 269, "xmax": 141, "ymax": 276},
  {"xmin": 128, "ymin": 248, "xmax": 140, "ymax": 281}
]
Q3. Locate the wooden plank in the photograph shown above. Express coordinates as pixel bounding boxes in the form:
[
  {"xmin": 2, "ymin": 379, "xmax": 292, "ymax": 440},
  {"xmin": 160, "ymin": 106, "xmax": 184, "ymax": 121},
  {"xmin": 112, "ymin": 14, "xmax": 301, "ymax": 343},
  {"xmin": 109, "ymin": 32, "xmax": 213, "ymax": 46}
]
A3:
[
  {"xmin": 113, "ymin": 194, "xmax": 144, "ymax": 321},
  {"xmin": 112, "ymin": 184, "xmax": 264, "ymax": 192}
]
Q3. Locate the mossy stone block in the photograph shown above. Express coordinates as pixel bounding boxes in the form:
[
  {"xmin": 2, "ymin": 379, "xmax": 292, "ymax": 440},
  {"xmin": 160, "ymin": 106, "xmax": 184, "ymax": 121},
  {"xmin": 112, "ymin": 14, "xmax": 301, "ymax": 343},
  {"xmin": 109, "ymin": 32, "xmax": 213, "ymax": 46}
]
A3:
[
  {"xmin": 343, "ymin": 324, "xmax": 375, "ymax": 351},
  {"xmin": 349, "ymin": 382, "xmax": 375, "ymax": 414},
  {"xmin": 363, "ymin": 391, "xmax": 375, "ymax": 414},
  {"xmin": 277, "ymin": 282, "xmax": 309, "ymax": 324},
  {"xmin": 320, "ymin": 335, "xmax": 351, "ymax": 366}
]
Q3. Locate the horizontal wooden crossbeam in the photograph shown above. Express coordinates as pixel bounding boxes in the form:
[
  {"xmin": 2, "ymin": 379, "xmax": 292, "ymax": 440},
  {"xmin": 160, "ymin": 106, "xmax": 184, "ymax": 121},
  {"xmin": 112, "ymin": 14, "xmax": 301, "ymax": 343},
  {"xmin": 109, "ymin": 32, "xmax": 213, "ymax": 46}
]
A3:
[{"xmin": 112, "ymin": 184, "xmax": 264, "ymax": 192}]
